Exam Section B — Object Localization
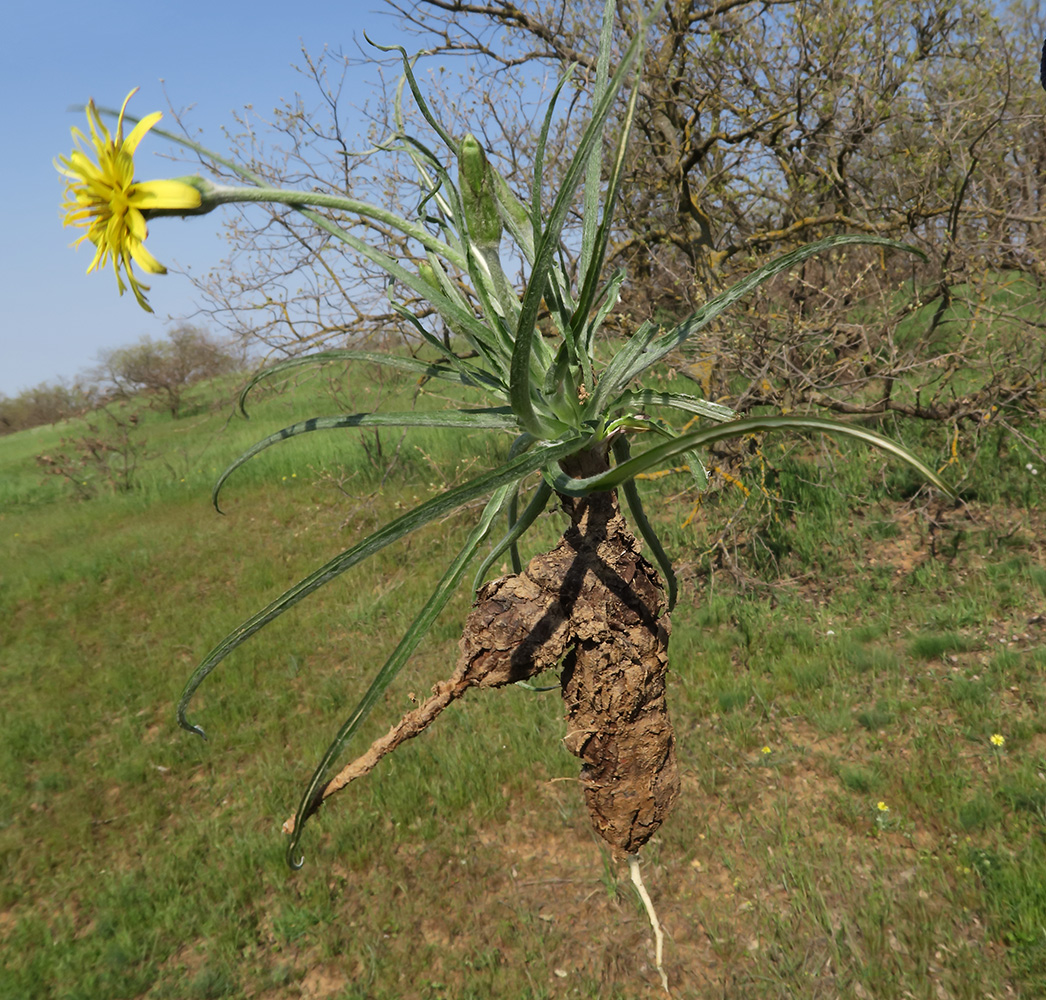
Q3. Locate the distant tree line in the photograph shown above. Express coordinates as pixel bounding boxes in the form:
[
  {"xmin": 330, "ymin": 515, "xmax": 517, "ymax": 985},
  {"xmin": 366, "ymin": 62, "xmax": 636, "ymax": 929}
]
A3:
[{"xmin": 0, "ymin": 324, "xmax": 244, "ymax": 435}]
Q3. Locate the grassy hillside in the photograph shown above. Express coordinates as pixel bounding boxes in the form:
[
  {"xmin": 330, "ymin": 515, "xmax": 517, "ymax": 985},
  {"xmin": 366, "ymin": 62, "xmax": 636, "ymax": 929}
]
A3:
[{"xmin": 2, "ymin": 366, "xmax": 1045, "ymax": 998}]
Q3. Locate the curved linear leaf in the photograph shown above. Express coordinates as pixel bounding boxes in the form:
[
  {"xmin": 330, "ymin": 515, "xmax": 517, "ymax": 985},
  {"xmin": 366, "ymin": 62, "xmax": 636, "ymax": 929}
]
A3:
[
  {"xmin": 493, "ymin": 171, "xmax": 537, "ymax": 265},
  {"xmin": 177, "ymin": 433, "xmax": 589, "ymax": 737},
  {"xmin": 212, "ymin": 409, "xmax": 518, "ymax": 512},
  {"xmin": 379, "ymin": 108, "xmax": 464, "ymax": 254},
  {"xmin": 99, "ymin": 107, "xmax": 513, "ymax": 375},
  {"xmin": 613, "ymin": 389, "xmax": 737, "ymax": 423},
  {"xmin": 544, "ymin": 415, "xmax": 956, "ymax": 498},
  {"xmin": 585, "ymin": 268, "xmax": 627, "ymax": 351},
  {"xmin": 471, "ymin": 478, "xmax": 554, "ymax": 593},
  {"xmin": 237, "ymin": 350, "xmax": 501, "ymax": 418},
  {"xmin": 532, "ymin": 67, "xmax": 577, "ymax": 261},
  {"xmin": 287, "ymin": 482, "xmax": 517, "ymax": 868},
  {"xmin": 365, "ymin": 36, "xmax": 458, "ymax": 151},
  {"xmin": 614, "ymin": 235, "xmax": 928, "ymax": 392},
  {"xmin": 609, "ymin": 414, "xmax": 708, "ymax": 492},
  {"xmin": 463, "ymin": 242, "xmax": 519, "ymax": 360},
  {"xmin": 574, "ymin": 67, "xmax": 641, "ymax": 378},
  {"xmin": 509, "ymin": 4, "xmax": 664, "ymax": 435},
  {"xmin": 579, "ymin": 0, "xmax": 618, "ymax": 284},
  {"xmin": 507, "ymin": 487, "xmax": 524, "ymax": 575},
  {"xmin": 612, "ymin": 437, "xmax": 678, "ymax": 612},
  {"xmin": 387, "ymin": 299, "xmax": 494, "ymax": 383},
  {"xmin": 501, "ymin": 433, "xmax": 543, "ymax": 573},
  {"xmin": 587, "ymin": 320, "xmax": 659, "ymax": 417}
]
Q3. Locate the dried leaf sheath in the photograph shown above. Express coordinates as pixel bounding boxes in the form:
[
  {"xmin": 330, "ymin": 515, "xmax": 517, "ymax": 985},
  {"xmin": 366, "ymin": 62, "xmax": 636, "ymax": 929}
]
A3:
[
  {"xmin": 287, "ymin": 482, "xmax": 679, "ymax": 858},
  {"xmin": 556, "ymin": 490, "xmax": 679, "ymax": 857},
  {"xmin": 283, "ymin": 528, "xmax": 576, "ymax": 831}
]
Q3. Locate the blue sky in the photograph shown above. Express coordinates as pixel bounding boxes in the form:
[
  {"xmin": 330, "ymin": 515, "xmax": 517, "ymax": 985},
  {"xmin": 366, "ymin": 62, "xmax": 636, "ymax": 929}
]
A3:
[{"xmin": 0, "ymin": 1, "xmax": 407, "ymax": 397}]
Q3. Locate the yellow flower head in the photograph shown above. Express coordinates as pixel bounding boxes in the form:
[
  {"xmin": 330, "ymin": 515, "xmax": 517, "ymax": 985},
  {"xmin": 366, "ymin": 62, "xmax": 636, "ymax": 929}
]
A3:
[
  {"xmin": 990, "ymin": 733, "xmax": 1005, "ymax": 747},
  {"xmin": 876, "ymin": 801, "xmax": 889, "ymax": 813},
  {"xmin": 56, "ymin": 89, "xmax": 201, "ymax": 312}
]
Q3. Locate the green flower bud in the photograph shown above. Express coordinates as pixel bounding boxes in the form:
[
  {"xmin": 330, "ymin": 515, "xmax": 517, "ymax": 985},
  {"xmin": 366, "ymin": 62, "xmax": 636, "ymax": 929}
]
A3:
[
  {"xmin": 418, "ymin": 260, "xmax": 440, "ymax": 291},
  {"xmin": 459, "ymin": 134, "xmax": 502, "ymax": 248}
]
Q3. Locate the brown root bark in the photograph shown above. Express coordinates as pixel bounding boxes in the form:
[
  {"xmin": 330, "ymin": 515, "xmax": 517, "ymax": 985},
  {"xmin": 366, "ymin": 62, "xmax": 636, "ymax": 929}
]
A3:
[
  {"xmin": 557, "ymin": 490, "xmax": 679, "ymax": 857},
  {"xmin": 287, "ymin": 479, "xmax": 679, "ymax": 857}
]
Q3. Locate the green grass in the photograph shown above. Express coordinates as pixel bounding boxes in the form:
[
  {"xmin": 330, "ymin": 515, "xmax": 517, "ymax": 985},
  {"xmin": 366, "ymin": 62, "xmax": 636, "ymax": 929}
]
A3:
[
  {"xmin": 2, "ymin": 369, "xmax": 1045, "ymax": 998},
  {"xmin": 0, "ymin": 364, "xmax": 509, "ymax": 513}
]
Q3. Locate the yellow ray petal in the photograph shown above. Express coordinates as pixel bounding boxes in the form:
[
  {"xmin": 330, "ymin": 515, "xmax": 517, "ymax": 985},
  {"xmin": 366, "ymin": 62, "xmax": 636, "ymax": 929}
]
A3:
[{"xmin": 56, "ymin": 89, "xmax": 198, "ymax": 310}]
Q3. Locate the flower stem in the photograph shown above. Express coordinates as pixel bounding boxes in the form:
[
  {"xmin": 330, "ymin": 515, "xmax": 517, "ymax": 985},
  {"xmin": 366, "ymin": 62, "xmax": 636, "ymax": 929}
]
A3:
[{"xmin": 187, "ymin": 180, "xmax": 466, "ymax": 268}]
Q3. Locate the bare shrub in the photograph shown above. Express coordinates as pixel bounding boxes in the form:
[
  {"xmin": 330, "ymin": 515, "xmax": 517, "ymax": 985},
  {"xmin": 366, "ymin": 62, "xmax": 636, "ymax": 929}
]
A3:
[
  {"xmin": 180, "ymin": 0, "xmax": 1045, "ymax": 439},
  {"xmin": 96, "ymin": 324, "xmax": 244, "ymax": 418},
  {"xmin": 0, "ymin": 380, "xmax": 97, "ymax": 435},
  {"xmin": 35, "ymin": 403, "xmax": 148, "ymax": 498}
]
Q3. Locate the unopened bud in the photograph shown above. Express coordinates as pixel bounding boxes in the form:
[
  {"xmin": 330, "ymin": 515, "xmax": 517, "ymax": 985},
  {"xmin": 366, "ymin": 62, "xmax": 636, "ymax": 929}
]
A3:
[
  {"xmin": 459, "ymin": 134, "xmax": 502, "ymax": 248},
  {"xmin": 418, "ymin": 260, "xmax": 440, "ymax": 290}
]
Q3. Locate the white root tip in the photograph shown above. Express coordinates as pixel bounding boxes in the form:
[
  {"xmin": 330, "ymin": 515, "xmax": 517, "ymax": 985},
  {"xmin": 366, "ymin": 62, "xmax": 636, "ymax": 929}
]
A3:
[{"xmin": 628, "ymin": 853, "xmax": 670, "ymax": 994}]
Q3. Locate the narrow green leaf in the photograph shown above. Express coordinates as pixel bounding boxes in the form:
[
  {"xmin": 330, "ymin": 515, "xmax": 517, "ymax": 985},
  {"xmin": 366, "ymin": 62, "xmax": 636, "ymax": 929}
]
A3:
[
  {"xmin": 614, "ymin": 414, "xmax": 709, "ymax": 493},
  {"xmin": 286, "ymin": 483, "xmax": 517, "ymax": 868},
  {"xmin": 463, "ymin": 242, "xmax": 519, "ymax": 355},
  {"xmin": 612, "ymin": 437, "xmax": 678, "ymax": 611},
  {"xmin": 471, "ymin": 479, "xmax": 554, "ymax": 592},
  {"xmin": 545, "ymin": 415, "xmax": 957, "ymax": 498},
  {"xmin": 542, "ymin": 343, "xmax": 573, "ymax": 398},
  {"xmin": 579, "ymin": 0, "xmax": 618, "ymax": 282},
  {"xmin": 211, "ymin": 409, "xmax": 517, "ymax": 511},
  {"xmin": 532, "ymin": 67, "xmax": 577, "ymax": 254},
  {"xmin": 413, "ymin": 253, "xmax": 513, "ymax": 373},
  {"xmin": 620, "ymin": 235, "xmax": 928, "ymax": 387},
  {"xmin": 365, "ymin": 36, "xmax": 458, "ymax": 151},
  {"xmin": 236, "ymin": 350, "xmax": 501, "ymax": 418},
  {"xmin": 493, "ymin": 171, "xmax": 536, "ymax": 263},
  {"xmin": 390, "ymin": 129, "xmax": 464, "ymax": 245},
  {"xmin": 177, "ymin": 434, "xmax": 589, "ymax": 737},
  {"xmin": 386, "ymin": 297, "xmax": 510, "ymax": 392},
  {"xmin": 501, "ymin": 433, "xmax": 543, "ymax": 574},
  {"xmin": 613, "ymin": 389, "xmax": 737, "ymax": 423},
  {"xmin": 574, "ymin": 67, "xmax": 642, "ymax": 374},
  {"xmin": 586, "ymin": 268, "xmax": 626, "ymax": 345},
  {"xmin": 387, "ymin": 298, "xmax": 480, "ymax": 375},
  {"xmin": 586, "ymin": 320, "xmax": 660, "ymax": 417}
]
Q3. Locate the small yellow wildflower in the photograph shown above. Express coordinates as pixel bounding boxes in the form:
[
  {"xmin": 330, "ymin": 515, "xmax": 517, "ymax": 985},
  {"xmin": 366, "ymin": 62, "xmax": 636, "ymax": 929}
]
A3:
[
  {"xmin": 761, "ymin": 746, "xmax": 772, "ymax": 755},
  {"xmin": 990, "ymin": 733, "xmax": 1005, "ymax": 748},
  {"xmin": 56, "ymin": 89, "xmax": 202, "ymax": 311},
  {"xmin": 876, "ymin": 801, "xmax": 889, "ymax": 813}
]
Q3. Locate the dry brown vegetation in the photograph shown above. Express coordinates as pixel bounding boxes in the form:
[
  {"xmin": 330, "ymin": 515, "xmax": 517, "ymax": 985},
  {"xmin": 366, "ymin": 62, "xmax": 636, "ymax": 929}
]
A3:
[{"xmin": 189, "ymin": 0, "xmax": 1045, "ymax": 435}]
